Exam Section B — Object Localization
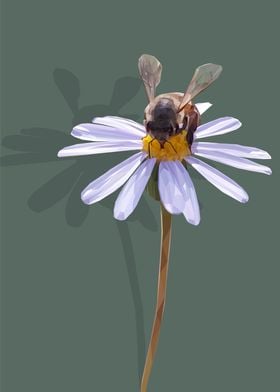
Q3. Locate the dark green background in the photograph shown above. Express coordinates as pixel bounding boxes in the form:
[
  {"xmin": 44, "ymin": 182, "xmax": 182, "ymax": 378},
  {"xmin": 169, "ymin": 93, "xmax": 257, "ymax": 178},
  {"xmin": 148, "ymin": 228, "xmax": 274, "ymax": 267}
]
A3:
[{"xmin": 1, "ymin": 1, "xmax": 279, "ymax": 391}]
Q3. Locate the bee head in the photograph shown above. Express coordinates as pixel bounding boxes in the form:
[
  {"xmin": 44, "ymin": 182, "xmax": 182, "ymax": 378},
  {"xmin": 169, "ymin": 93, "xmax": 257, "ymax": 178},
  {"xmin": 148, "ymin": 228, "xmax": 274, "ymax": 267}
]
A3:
[{"xmin": 145, "ymin": 98, "xmax": 179, "ymax": 139}]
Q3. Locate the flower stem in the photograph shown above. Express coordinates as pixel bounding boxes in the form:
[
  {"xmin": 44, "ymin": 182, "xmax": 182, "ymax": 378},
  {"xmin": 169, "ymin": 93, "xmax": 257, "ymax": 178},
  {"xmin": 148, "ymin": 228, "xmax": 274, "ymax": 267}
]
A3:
[{"xmin": 140, "ymin": 204, "xmax": 172, "ymax": 392}]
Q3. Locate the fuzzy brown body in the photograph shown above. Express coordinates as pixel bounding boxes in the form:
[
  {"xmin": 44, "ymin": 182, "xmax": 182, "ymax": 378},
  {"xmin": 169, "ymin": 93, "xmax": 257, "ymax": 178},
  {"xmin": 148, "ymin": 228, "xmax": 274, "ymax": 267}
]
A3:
[{"xmin": 144, "ymin": 92, "xmax": 200, "ymax": 146}]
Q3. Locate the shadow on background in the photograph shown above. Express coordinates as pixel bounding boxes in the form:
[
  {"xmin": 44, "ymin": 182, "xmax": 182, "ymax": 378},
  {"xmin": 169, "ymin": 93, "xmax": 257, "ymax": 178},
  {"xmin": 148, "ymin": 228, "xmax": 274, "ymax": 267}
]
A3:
[
  {"xmin": 116, "ymin": 221, "xmax": 146, "ymax": 381},
  {"xmin": 0, "ymin": 69, "xmax": 160, "ymax": 383},
  {"xmin": 1, "ymin": 69, "xmax": 158, "ymax": 229}
]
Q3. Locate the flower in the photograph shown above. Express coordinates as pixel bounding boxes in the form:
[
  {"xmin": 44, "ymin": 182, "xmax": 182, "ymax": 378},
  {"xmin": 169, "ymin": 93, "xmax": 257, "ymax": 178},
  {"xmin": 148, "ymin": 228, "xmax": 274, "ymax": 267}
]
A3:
[{"xmin": 57, "ymin": 103, "xmax": 271, "ymax": 225}]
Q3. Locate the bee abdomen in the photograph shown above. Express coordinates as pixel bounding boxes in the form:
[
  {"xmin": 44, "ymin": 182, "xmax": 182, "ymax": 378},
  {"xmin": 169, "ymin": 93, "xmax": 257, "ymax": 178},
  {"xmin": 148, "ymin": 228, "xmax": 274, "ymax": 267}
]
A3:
[{"xmin": 184, "ymin": 105, "xmax": 200, "ymax": 145}]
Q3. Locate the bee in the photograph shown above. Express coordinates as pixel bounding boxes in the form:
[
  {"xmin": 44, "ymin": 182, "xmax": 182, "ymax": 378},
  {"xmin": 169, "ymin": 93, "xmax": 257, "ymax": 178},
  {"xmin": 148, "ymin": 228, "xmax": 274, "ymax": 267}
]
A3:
[{"xmin": 138, "ymin": 54, "xmax": 222, "ymax": 148}]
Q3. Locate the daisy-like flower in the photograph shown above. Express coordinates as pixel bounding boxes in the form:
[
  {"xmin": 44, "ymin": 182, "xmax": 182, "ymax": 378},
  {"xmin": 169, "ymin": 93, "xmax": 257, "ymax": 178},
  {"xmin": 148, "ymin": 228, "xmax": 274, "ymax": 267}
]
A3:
[{"xmin": 57, "ymin": 102, "xmax": 271, "ymax": 225}]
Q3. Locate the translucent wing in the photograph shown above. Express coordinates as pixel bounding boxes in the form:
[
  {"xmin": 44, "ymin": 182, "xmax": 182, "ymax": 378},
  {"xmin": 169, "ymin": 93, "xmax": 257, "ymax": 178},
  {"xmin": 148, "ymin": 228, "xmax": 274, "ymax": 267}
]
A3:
[
  {"xmin": 178, "ymin": 63, "xmax": 222, "ymax": 112},
  {"xmin": 138, "ymin": 54, "xmax": 162, "ymax": 102}
]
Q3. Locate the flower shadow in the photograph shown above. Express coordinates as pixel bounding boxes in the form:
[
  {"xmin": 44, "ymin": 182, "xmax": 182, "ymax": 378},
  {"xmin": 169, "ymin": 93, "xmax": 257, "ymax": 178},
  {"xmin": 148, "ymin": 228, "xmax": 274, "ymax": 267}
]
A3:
[
  {"xmin": 1, "ymin": 69, "xmax": 157, "ymax": 230},
  {"xmin": 1, "ymin": 69, "xmax": 160, "ymax": 383}
]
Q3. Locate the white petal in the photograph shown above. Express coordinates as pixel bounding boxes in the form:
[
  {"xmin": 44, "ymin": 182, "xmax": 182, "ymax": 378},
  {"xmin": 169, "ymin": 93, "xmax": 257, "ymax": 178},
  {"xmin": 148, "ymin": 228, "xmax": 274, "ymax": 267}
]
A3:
[
  {"xmin": 57, "ymin": 140, "xmax": 142, "ymax": 157},
  {"xmin": 72, "ymin": 121, "xmax": 144, "ymax": 142},
  {"xmin": 92, "ymin": 116, "xmax": 146, "ymax": 134},
  {"xmin": 92, "ymin": 116, "xmax": 146, "ymax": 135},
  {"xmin": 158, "ymin": 161, "xmax": 186, "ymax": 214},
  {"xmin": 195, "ymin": 102, "xmax": 212, "ymax": 115},
  {"xmin": 192, "ymin": 150, "xmax": 272, "ymax": 175},
  {"xmin": 194, "ymin": 117, "xmax": 242, "ymax": 140},
  {"xmin": 186, "ymin": 156, "xmax": 249, "ymax": 203},
  {"xmin": 81, "ymin": 152, "xmax": 147, "ymax": 205},
  {"xmin": 171, "ymin": 162, "xmax": 200, "ymax": 225},
  {"xmin": 192, "ymin": 142, "xmax": 271, "ymax": 160},
  {"xmin": 114, "ymin": 158, "xmax": 156, "ymax": 220}
]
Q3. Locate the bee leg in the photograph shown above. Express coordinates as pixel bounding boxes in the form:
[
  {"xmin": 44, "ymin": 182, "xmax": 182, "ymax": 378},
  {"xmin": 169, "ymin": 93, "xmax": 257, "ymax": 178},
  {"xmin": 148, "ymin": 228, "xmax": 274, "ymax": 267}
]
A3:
[
  {"xmin": 187, "ymin": 130, "xmax": 194, "ymax": 145},
  {"xmin": 148, "ymin": 138, "xmax": 155, "ymax": 158}
]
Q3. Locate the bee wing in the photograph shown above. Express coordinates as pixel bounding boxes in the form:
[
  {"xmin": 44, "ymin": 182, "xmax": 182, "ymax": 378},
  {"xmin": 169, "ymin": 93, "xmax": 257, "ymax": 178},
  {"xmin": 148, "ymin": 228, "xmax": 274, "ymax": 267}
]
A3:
[
  {"xmin": 138, "ymin": 54, "xmax": 162, "ymax": 102},
  {"xmin": 178, "ymin": 63, "xmax": 222, "ymax": 112}
]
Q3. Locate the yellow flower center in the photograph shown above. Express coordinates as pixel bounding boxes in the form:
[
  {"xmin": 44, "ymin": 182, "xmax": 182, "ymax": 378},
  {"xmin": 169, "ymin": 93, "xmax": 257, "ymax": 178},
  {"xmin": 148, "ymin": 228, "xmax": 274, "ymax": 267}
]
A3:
[{"xmin": 142, "ymin": 131, "xmax": 191, "ymax": 161}]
